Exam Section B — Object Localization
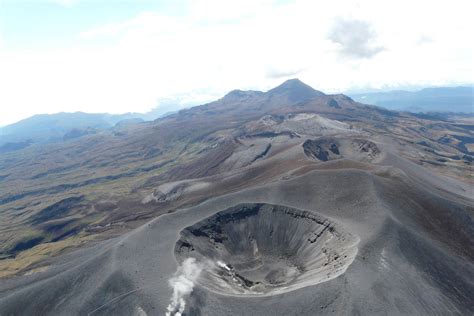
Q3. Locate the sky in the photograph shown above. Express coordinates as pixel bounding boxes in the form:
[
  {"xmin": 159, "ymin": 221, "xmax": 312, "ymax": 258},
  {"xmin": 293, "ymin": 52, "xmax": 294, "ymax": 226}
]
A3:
[{"xmin": 0, "ymin": 0, "xmax": 473, "ymax": 126}]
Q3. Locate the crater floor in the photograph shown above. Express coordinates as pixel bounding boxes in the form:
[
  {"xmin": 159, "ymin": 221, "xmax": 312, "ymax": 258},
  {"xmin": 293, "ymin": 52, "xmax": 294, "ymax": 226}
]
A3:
[{"xmin": 175, "ymin": 203, "xmax": 359, "ymax": 296}]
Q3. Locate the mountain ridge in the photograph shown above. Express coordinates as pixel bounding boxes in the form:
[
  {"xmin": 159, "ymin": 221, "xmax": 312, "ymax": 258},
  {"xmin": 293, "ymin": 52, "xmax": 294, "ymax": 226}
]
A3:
[
  {"xmin": 4, "ymin": 80, "xmax": 471, "ymax": 153},
  {"xmin": 350, "ymin": 86, "xmax": 473, "ymax": 113}
]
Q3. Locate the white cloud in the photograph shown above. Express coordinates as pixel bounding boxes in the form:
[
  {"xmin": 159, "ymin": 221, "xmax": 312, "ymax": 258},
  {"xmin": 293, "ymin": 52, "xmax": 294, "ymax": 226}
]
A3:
[
  {"xmin": 328, "ymin": 18, "xmax": 384, "ymax": 58},
  {"xmin": 79, "ymin": 12, "xmax": 184, "ymax": 40},
  {"xmin": 0, "ymin": 0, "xmax": 473, "ymax": 126}
]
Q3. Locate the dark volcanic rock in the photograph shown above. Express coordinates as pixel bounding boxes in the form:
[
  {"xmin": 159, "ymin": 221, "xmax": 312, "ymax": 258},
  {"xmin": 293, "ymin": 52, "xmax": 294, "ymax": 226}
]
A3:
[
  {"xmin": 303, "ymin": 140, "xmax": 330, "ymax": 161},
  {"xmin": 327, "ymin": 98, "xmax": 341, "ymax": 109}
]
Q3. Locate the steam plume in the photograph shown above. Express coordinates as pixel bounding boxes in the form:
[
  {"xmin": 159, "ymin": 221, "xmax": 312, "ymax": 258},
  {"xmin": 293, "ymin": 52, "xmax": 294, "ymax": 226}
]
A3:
[{"xmin": 166, "ymin": 258, "xmax": 203, "ymax": 316}]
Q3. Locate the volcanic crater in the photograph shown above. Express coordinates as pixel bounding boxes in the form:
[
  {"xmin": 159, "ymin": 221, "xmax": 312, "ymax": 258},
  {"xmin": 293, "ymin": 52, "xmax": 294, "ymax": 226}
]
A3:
[{"xmin": 175, "ymin": 203, "xmax": 359, "ymax": 296}]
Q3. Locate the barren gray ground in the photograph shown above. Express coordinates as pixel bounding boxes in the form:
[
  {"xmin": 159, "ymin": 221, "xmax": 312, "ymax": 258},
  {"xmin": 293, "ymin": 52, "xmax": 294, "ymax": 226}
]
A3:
[
  {"xmin": 0, "ymin": 151, "xmax": 472, "ymax": 315},
  {"xmin": 0, "ymin": 80, "xmax": 473, "ymax": 315}
]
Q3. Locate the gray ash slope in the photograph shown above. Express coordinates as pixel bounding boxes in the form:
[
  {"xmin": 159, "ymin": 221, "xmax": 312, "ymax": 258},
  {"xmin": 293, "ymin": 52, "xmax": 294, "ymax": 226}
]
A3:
[
  {"xmin": 0, "ymin": 79, "xmax": 473, "ymax": 315},
  {"xmin": 0, "ymin": 158, "xmax": 472, "ymax": 315}
]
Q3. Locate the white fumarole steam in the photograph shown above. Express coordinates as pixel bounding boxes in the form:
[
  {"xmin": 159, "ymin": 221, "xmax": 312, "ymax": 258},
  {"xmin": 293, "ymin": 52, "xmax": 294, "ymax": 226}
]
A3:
[{"xmin": 166, "ymin": 258, "xmax": 203, "ymax": 316}]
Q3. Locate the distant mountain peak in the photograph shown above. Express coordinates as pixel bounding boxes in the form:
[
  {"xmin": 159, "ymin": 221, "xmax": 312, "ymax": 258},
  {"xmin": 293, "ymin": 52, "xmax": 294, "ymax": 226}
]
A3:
[
  {"xmin": 266, "ymin": 79, "xmax": 325, "ymax": 102},
  {"xmin": 273, "ymin": 78, "xmax": 309, "ymax": 88}
]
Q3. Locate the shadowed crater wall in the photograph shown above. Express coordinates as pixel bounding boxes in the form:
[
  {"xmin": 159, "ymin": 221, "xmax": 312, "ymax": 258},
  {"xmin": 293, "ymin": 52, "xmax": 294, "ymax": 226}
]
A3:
[
  {"xmin": 175, "ymin": 203, "xmax": 359, "ymax": 296},
  {"xmin": 303, "ymin": 137, "xmax": 382, "ymax": 162}
]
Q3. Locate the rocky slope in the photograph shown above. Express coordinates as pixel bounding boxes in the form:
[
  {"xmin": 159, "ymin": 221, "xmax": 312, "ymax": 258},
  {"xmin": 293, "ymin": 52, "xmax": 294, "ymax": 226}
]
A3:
[{"xmin": 0, "ymin": 79, "xmax": 472, "ymax": 315}]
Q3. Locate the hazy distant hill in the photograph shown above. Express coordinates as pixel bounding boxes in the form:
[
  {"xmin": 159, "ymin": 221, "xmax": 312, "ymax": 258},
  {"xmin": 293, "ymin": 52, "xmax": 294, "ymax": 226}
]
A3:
[
  {"xmin": 0, "ymin": 104, "xmax": 185, "ymax": 151},
  {"xmin": 350, "ymin": 86, "xmax": 473, "ymax": 113},
  {"xmin": 0, "ymin": 112, "xmax": 139, "ymax": 151}
]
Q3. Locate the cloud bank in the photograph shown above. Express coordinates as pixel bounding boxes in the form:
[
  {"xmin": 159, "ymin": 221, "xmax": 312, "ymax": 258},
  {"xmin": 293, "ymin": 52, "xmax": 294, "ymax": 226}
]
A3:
[
  {"xmin": 0, "ymin": 0, "xmax": 473, "ymax": 126},
  {"xmin": 328, "ymin": 18, "xmax": 384, "ymax": 58}
]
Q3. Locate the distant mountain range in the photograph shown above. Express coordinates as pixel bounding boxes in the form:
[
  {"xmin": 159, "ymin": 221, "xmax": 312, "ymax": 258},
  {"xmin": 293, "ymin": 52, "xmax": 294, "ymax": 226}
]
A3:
[
  {"xmin": 350, "ymin": 86, "xmax": 473, "ymax": 113},
  {"xmin": 1, "ymin": 84, "xmax": 472, "ymax": 152},
  {"xmin": 0, "ymin": 104, "xmax": 182, "ymax": 152}
]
